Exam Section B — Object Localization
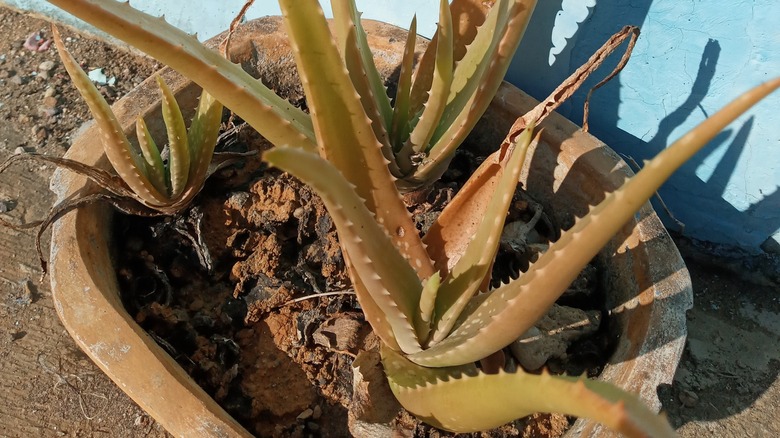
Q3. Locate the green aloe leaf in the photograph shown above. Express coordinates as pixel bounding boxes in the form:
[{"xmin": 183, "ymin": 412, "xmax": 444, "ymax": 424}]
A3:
[
  {"xmin": 382, "ymin": 346, "xmax": 675, "ymax": 436},
  {"xmin": 184, "ymin": 89, "xmax": 224, "ymax": 198},
  {"xmin": 278, "ymin": 0, "xmax": 436, "ymax": 290},
  {"xmin": 332, "ymin": 0, "xmax": 393, "ymax": 129},
  {"xmin": 406, "ymin": 0, "xmax": 493, "ymax": 123},
  {"xmin": 440, "ymin": 0, "xmax": 508, "ymax": 112},
  {"xmin": 47, "ymin": 0, "xmax": 316, "ymax": 152},
  {"xmin": 409, "ymin": 77, "xmax": 780, "ymax": 367},
  {"xmin": 134, "ymin": 118, "xmax": 167, "ymax": 195},
  {"xmin": 401, "ymin": 0, "xmax": 454, "ymax": 157},
  {"xmin": 156, "ymin": 76, "xmax": 190, "ymax": 197},
  {"xmin": 413, "ymin": 0, "xmax": 538, "ymax": 185},
  {"xmin": 389, "ymin": 15, "xmax": 417, "ymax": 151},
  {"xmin": 52, "ymin": 26, "xmax": 168, "ymax": 206},
  {"xmin": 331, "ymin": 0, "xmax": 397, "ymax": 175},
  {"xmin": 417, "ymin": 271, "xmax": 441, "ymax": 333},
  {"xmin": 264, "ymin": 146, "xmax": 423, "ymax": 353},
  {"xmin": 428, "ymin": 124, "xmax": 535, "ymax": 345}
]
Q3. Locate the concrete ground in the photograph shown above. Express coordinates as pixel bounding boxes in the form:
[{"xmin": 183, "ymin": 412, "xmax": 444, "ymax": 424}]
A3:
[{"xmin": 0, "ymin": 6, "xmax": 777, "ymax": 437}]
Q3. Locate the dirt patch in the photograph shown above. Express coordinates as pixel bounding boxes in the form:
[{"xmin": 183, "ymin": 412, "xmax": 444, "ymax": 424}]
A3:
[
  {"xmin": 0, "ymin": 9, "xmax": 160, "ymax": 157},
  {"xmin": 659, "ymin": 236, "xmax": 780, "ymax": 437}
]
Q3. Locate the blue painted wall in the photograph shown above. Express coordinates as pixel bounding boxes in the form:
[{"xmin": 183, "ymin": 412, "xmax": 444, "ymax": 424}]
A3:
[
  {"xmin": 510, "ymin": 0, "xmax": 780, "ymax": 253},
  {"xmin": 4, "ymin": 0, "xmax": 779, "ymax": 253}
]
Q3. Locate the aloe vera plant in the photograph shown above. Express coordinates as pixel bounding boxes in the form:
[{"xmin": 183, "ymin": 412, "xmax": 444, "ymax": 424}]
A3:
[
  {"xmin": 53, "ymin": 26, "xmax": 224, "ymax": 213},
  {"xmin": 38, "ymin": 0, "xmax": 780, "ymax": 436}
]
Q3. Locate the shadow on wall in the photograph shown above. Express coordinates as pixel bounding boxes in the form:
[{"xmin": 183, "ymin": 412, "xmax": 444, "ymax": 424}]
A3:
[{"xmin": 507, "ymin": 0, "xmax": 779, "ymax": 252}]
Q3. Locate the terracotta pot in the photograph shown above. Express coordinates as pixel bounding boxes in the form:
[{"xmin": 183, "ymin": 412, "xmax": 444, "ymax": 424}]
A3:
[{"xmin": 49, "ymin": 17, "xmax": 691, "ymax": 437}]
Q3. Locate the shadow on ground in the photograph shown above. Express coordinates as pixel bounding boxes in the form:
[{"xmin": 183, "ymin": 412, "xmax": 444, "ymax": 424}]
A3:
[{"xmin": 661, "ymin": 235, "xmax": 780, "ymax": 437}]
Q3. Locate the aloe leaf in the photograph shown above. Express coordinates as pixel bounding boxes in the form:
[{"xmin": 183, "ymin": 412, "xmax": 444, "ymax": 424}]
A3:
[
  {"xmin": 331, "ymin": 0, "xmax": 397, "ymax": 175},
  {"xmin": 428, "ymin": 125, "xmax": 534, "ymax": 345},
  {"xmin": 428, "ymin": 0, "xmax": 519, "ymax": 146},
  {"xmin": 47, "ymin": 0, "xmax": 315, "ymax": 152},
  {"xmin": 332, "ymin": 0, "xmax": 393, "ymax": 129},
  {"xmin": 264, "ymin": 146, "xmax": 423, "ymax": 354},
  {"xmin": 156, "ymin": 76, "xmax": 190, "ymax": 197},
  {"xmin": 402, "ymin": 0, "xmax": 454, "ymax": 157},
  {"xmin": 390, "ymin": 15, "xmax": 417, "ymax": 150},
  {"xmin": 417, "ymin": 271, "xmax": 441, "ymax": 335},
  {"xmin": 347, "ymin": 263, "xmax": 403, "ymax": 352},
  {"xmin": 279, "ymin": 0, "xmax": 435, "ymax": 287},
  {"xmin": 407, "ymin": 0, "xmax": 492, "ymax": 120},
  {"xmin": 442, "ymin": 0, "xmax": 507, "ymax": 109},
  {"xmin": 184, "ymin": 89, "xmax": 224, "ymax": 198},
  {"xmin": 52, "ymin": 25, "xmax": 169, "ymax": 206},
  {"xmin": 134, "ymin": 118, "xmax": 168, "ymax": 195},
  {"xmin": 421, "ymin": 126, "xmax": 518, "ymax": 276},
  {"xmin": 382, "ymin": 346, "xmax": 675, "ymax": 436},
  {"xmin": 406, "ymin": 28, "xmax": 437, "ymax": 121},
  {"xmin": 413, "ymin": 0, "xmax": 538, "ymax": 185},
  {"xmin": 409, "ymin": 78, "xmax": 780, "ymax": 367}
]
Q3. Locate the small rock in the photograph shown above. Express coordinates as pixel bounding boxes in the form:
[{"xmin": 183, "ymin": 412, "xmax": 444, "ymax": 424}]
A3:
[
  {"xmin": 188, "ymin": 297, "xmax": 205, "ymax": 312},
  {"xmin": 510, "ymin": 327, "xmax": 547, "ymax": 370},
  {"xmin": 99, "ymin": 85, "xmax": 117, "ymax": 99},
  {"xmin": 13, "ymin": 146, "xmax": 31, "ymax": 155},
  {"xmin": 679, "ymin": 389, "xmax": 699, "ymax": 408},
  {"xmin": 226, "ymin": 191, "xmax": 250, "ymax": 210},
  {"xmin": 39, "ymin": 96, "xmax": 59, "ymax": 116},
  {"xmin": 0, "ymin": 199, "xmax": 13, "ymax": 213},
  {"xmin": 38, "ymin": 60, "xmax": 56, "ymax": 72},
  {"xmin": 220, "ymin": 298, "xmax": 247, "ymax": 328},
  {"xmin": 22, "ymin": 31, "xmax": 43, "ymax": 52},
  {"xmin": 17, "ymin": 279, "xmax": 36, "ymax": 305},
  {"xmin": 297, "ymin": 408, "xmax": 314, "ymax": 421},
  {"xmin": 510, "ymin": 304, "xmax": 601, "ymax": 370},
  {"xmin": 312, "ymin": 315, "xmax": 362, "ymax": 351},
  {"xmin": 23, "ymin": 32, "xmax": 51, "ymax": 52},
  {"xmin": 32, "ymin": 125, "xmax": 47, "ymax": 142},
  {"xmin": 38, "ymin": 106, "xmax": 58, "ymax": 118},
  {"xmin": 43, "ymin": 86, "xmax": 57, "ymax": 98},
  {"xmin": 133, "ymin": 414, "xmax": 152, "ymax": 428},
  {"xmin": 10, "ymin": 74, "xmax": 24, "ymax": 86},
  {"xmin": 0, "ymin": 69, "xmax": 11, "ymax": 79},
  {"xmin": 88, "ymin": 68, "xmax": 107, "ymax": 84},
  {"xmin": 312, "ymin": 404, "xmax": 322, "ymax": 420},
  {"xmin": 41, "ymin": 95, "xmax": 58, "ymax": 109},
  {"xmin": 88, "ymin": 68, "xmax": 115, "ymax": 86}
]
